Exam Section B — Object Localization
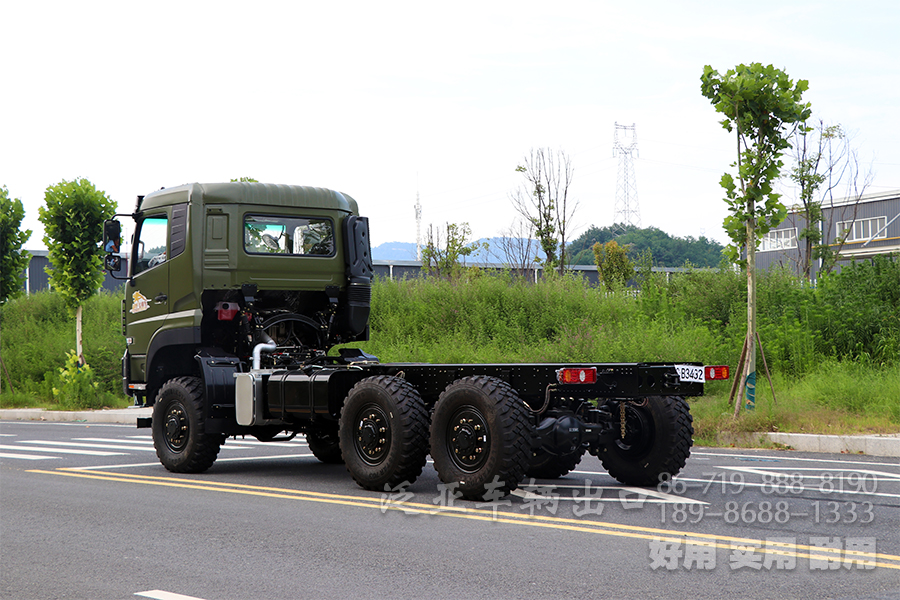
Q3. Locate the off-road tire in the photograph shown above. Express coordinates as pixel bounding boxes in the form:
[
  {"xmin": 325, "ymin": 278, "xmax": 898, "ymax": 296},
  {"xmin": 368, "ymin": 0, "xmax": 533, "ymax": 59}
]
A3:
[
  {"xmin": 597, "ymin": 395, "xmax": 693, "ymax": 486},
  {"xmin": 339, "ymin": 376, "xmax": 430, "ymax": 491},
  {"xmin": 430, "ymin": 376, "xmax": 534, "ymax": 501},
  {"xmin": 152, "ymin": 376, "xmax": 223, "ymax": 473},
  {"xmin": 307, "ymin": 426, "xmax": 344, "ymax": 464},
  {"xmin": 527, "ymin": 446, "xmax": 586, "ymax": 480}
]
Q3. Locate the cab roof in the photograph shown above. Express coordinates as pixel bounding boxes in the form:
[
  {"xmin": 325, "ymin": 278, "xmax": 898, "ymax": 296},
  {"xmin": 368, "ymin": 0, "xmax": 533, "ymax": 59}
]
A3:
[{"xmin": 138, "ymin": 182, "xmax": 359, "ymax": 214}]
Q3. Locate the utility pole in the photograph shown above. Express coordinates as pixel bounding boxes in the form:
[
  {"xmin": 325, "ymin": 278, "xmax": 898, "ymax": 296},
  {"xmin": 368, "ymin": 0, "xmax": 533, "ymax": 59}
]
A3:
[{"xmin": 612, "ymin": 122, "xmax": 641, "ymax": 233}]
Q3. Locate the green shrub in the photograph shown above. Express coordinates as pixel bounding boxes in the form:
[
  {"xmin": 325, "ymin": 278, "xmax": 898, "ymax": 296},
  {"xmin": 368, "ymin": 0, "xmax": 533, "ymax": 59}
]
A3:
[
  {"xmin": 0, "ymin": 291, "xmax": 125, "ymax": 401},
  {"xmin": 52, "ymin": 350, "xmax": 101, "ymax": 409}
]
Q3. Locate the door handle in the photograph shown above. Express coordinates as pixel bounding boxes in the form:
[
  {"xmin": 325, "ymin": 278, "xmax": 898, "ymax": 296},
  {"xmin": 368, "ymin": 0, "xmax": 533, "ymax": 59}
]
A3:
[{"xmin": 153, "ymin": 293, "xmax": 168, "ymax": 304}]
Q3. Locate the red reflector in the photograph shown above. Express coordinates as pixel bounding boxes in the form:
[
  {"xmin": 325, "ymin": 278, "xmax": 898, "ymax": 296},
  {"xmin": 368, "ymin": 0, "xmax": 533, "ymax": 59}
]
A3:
[
  {"xmin": 705, "ymin": 366, "xmax": 730, "ymax": 380},
  {"xmin": 556, "ymin": 367, "xmax": 597, "ymax": 384}
]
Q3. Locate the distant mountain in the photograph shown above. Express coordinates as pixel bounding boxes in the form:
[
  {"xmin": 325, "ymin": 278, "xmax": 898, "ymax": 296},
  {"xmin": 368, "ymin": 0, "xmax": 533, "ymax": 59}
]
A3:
[
  {"xmin": 375, "ymin": 229, "xmax": 723, "ymax": 268},
  {"xmin": 372, "ymin": 241, "xmax": 418, "ymax": 261},
  {"xmin": 373, "ymin": 238, "xmax": 546, "ymax": 264},
  {"xmin": 567, "ymin": 224, "xmax": 725, "ymax": 268}
]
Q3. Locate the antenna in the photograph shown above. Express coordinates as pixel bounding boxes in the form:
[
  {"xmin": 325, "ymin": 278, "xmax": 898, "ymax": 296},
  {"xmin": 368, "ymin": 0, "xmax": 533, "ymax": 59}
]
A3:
[
  {"xmin": 415, "ymin": 187, "xmax": 422, "ymax": 262},
  {"xmin": 612, "ymin": 122, "xmax": 641, "ymax": 232}
]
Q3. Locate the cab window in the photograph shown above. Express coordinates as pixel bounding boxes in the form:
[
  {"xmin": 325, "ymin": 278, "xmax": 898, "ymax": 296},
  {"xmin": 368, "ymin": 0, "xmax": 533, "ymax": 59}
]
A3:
[
  {"xmin": 133, "ymin": 215, "xmax": 168, "ymax": 275},
  {"xmin": 243, "ymin": 215, "xmax": 334, "ymax": 256}
]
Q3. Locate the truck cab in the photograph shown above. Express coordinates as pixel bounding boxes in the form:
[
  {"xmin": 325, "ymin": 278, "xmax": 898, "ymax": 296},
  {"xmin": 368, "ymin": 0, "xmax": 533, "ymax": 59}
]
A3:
[{"xmin": 107, "ymin": 182, "xmax": 372, "ymax": 408}]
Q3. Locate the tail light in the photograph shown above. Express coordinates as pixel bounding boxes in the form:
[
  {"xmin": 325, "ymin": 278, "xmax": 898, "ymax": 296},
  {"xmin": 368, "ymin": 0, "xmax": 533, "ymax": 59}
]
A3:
[
  {"xmin": 556, "ymin": 367, "xmax": 597, "ymax": 384},
  {"xmin": 705, "ymin": 365, "xmax": 730, "ymax": 380}
]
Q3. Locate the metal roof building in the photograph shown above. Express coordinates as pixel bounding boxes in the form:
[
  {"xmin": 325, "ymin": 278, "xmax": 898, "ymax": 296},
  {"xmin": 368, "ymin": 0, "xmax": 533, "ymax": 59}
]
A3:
[{"xmin": 755, "ymin": 189, "xmax": 900, "ymax": 280}]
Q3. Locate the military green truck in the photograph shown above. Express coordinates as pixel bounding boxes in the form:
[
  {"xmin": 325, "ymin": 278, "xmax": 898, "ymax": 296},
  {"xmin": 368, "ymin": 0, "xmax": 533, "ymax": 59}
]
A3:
[{"xmin": 103, "ymin": 182, "xmax": 728, "ymax": 501}]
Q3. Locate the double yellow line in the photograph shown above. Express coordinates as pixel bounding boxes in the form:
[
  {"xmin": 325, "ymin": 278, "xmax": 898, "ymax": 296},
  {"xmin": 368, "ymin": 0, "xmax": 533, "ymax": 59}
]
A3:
[{"xmin": 30, "ymin": 468, "xmax": 900, "ymax": 570}]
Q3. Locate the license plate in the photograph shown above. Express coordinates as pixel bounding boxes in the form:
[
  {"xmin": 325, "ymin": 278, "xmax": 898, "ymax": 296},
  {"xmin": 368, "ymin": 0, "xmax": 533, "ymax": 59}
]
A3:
[{"xmin": 675, "ymin": 364, "xmax": 705, "ymax": 383}]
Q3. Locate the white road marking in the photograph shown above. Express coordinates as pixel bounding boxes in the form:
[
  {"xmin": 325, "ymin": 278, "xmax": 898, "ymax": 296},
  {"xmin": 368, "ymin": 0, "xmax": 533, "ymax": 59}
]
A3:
[
  {"xmin": 0, "ymin": 443, "xmax": 123, "ymax": 456},
  {"xmin": 21, "ymin": 439, "xmax": 254, "ymax": 451},
  {"xmin": 673, "ymin": 475, "xmax": 900, "ymax": 500},
  {"xmin": 511, "ymin": 485, "xmax": 707, "ymax": 505},
  {"xmin": 700, "ymin": 466, "xmax": 900, "ymax": 480},
  {"xmin": 720, "ymin": 465, "xmax": 900, "ymax": 482},
  {"xmin": 0, "ymin": 452, "xmax": 58, "ymax": 460},
  {"xmin": 692, "ymin": 450, "xmax": 900, "ymax": 468},
  {"xmin": 129, "ymin": 434, "xmax": 307, "ymax": 448},
  {"xmin": 719, "ymin": 466, "xmax": 786, "ymax": 478},
  {"xmin": 135, "ymin": 590, "xmax": 207, "ymax": 600},
  {"xmin": 69, "ymin": 461, "xmax": 166, "ymax": 470},
  {"xmin": 20, "ymin": 440, "xmax": 158, "ymax": 452},
  {"xmin": 68, "ymin": 453, "xmax": 314, "ymax": 470},
  {"xmin": 222, "ymin": 439, "xmax": 309, "ymax": 448},
  {"xmin": 74, "ymin": 437, "xmax": 154, "ymax": 445},
  {"xmin": 213, "ymin": 453, "xmax": 313, "ymax": 463},
  {"xmin": 858, "ymin": 469, "xmax": 900, "ymax": 481}
]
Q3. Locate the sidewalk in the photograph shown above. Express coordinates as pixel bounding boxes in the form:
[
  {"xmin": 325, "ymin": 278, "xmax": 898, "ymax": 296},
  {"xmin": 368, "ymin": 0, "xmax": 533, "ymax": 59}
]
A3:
[{"xmin": 1, "ymin": 407, "xmax": 898, "ymax": 457}]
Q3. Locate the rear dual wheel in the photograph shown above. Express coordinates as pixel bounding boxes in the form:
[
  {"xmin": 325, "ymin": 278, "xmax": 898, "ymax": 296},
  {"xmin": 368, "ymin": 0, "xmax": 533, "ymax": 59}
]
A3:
[
  {"xmin": 597, "ymin": 395, "xmax": 693, "ymax": 486},
  {"xmin": 430, "ymin": 376, "xmax": 534, "ymax": 501},
  {"xmin": 339, "ymin": 376, "xmax": 430, "ymax": 491}
]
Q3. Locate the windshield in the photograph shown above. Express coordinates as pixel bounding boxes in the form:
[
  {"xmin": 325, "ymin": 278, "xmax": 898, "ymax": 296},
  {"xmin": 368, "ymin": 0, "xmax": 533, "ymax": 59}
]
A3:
[{"xmin": 133, "ymin": 214, "xmax": 168, "ymax": 275}]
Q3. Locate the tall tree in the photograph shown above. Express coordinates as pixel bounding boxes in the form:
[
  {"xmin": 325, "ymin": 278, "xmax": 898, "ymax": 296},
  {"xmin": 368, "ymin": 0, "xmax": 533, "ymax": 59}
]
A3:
[
  {"xmin": 592, "ymin": 240, "xmax": 634, "ymax": 291},
  {"xmin": 0, "ymin": 186, "xmax": 32, "ymax": 304},
  {"xmin": 0, "ymin": 186, "xmax": 32, "ymax": 395},
  {"xmin": 789, "ymin": 120, "xmax": 873, "ymax": 281},
  {"xmin": 510, "ymin": 148, "xmax": 577, "ymax": 274},
  {"xmin": 38, "ymin": 178, "xmax": 117, "ymax": 363},
  {"xmin": 421, "ymin": 222, "xmax": 485, "ymax": 280},
  {"xmin": 490, "ymin": 218, "xmax": 541, "ymax": 278},
  {"xmin": 700, "ymin": 63, "xmax": 810, "ymax": 411}
]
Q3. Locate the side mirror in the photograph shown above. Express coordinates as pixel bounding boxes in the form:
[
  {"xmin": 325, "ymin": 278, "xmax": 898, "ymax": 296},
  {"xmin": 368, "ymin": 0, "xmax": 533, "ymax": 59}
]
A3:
[
  {"xmin": 103, "ymin": 219, "xmax": 124, "ymax": 275},
  {"xmin": 104, "ymin": 254, "xmax": 122, "ymax": 272},
  {"xmin": 103, "ymin": 220, "xmax": 121, "ymax": 255}
]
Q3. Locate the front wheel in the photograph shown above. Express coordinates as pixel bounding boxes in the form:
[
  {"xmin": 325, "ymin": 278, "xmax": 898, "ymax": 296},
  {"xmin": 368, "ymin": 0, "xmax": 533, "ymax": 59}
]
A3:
[
  {"xmin": 151, "ymin": 376, "xmax": 223, "ymax": 473},
  {"xmin": 596, "ymin": 396, "xmax": 693, "ymax": 486},
  {"xmin": 430, "ymin": 376, "xmax": 534, "ymax": 501}
]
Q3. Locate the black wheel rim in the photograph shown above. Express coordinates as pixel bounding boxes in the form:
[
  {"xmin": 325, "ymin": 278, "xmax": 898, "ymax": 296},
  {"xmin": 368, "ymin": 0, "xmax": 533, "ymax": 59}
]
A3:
[
  {"xmin": 615, "ymin": 403, "xmax": 654, "ymax": 457},
  {"xmin": 354, "ymin": 403, "xmax": 390, "ymax": 465},
  {"xmin": 446, "ymin": 405, "xmax": 490, "ymax": 473},
  {"xmin": 163, "ymin": 401, "xmax": 189, "ymax": 453}
]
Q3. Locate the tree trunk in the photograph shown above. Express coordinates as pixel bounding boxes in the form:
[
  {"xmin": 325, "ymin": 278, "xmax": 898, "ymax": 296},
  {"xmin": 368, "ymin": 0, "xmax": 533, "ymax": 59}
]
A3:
[
  {"xmin": 804, "ymin": 232, "xmax": 813, "ymax": 283},
  {"xmin": 744, "ymin": 211, "xmax": 757, "ymax": 411},
  {"xmin": 76, "ymin": 304, "xmax": 84, "ymax": 365}
]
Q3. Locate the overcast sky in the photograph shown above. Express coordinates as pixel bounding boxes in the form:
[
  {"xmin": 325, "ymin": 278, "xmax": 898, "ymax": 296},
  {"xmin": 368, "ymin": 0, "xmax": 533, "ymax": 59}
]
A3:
[{"xmin": 3, "ymin": 1, "xmax": 898, "ymax": 253}]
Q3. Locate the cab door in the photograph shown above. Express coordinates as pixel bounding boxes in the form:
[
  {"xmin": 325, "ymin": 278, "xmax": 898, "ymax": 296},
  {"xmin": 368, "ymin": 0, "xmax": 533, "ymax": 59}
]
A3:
[{"xmin": 125, "ymin": 210, "xmax": 170, "ymax": 381}]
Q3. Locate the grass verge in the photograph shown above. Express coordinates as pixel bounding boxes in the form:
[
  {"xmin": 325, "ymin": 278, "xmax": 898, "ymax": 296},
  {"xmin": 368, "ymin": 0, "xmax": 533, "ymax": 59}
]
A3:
[{"xmin": 691, "ymin": 360, "xmax": 900, "ymax": 446}]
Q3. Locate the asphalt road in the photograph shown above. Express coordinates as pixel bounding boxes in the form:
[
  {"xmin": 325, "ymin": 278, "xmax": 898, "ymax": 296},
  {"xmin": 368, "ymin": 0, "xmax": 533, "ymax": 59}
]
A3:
[{"xmin": 1, "ymin": 420, "xmax": 898, "ymax": 600}]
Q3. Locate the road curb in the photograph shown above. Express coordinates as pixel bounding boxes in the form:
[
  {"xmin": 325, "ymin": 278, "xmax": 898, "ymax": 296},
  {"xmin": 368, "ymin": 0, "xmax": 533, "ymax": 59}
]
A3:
[
  {"xmin": 0, "ymin": 407, "xmax": 151, "ymax": 425},
  {"xmin": 764, "ymin": 431, "xmax": 900, "ymax": 458},
  {"xmin": 714, "ymin": 431, "xmax": 900, "ymax": 458}
]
